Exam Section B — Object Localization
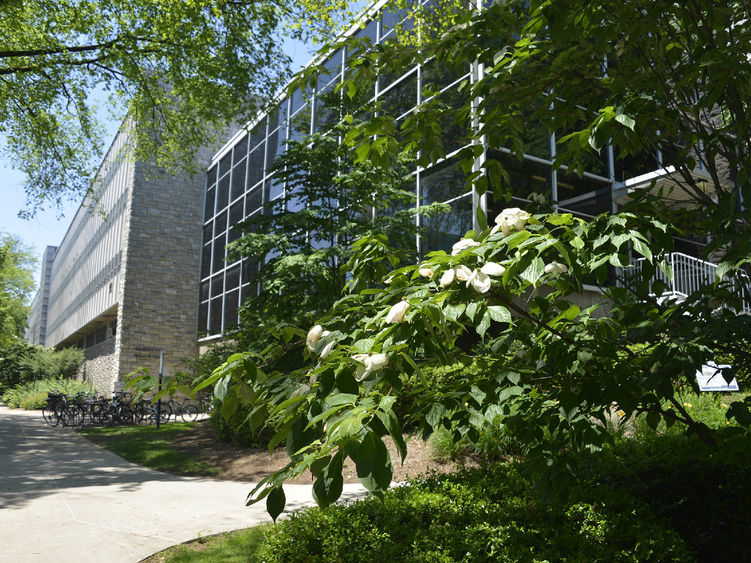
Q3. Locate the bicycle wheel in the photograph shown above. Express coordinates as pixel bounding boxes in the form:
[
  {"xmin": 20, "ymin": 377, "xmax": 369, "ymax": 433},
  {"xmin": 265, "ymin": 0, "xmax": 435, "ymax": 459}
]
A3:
[
  {"xmin": 180, "ymin": 404, "xmax": 199, "ymax": 423},
  {"xmin": 42, "ymin": 407, "xmax": 59, "ymax": 427},
  {"xmin": 61, "ymin": 406, "xmax": 84, "ymax": 427}
]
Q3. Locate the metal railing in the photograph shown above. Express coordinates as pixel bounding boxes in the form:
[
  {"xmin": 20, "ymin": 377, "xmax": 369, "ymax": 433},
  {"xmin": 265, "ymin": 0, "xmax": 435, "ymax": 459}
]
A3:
[{"xmin": 621, "ymin": 252, "xmax": 751, "ymax": 315}]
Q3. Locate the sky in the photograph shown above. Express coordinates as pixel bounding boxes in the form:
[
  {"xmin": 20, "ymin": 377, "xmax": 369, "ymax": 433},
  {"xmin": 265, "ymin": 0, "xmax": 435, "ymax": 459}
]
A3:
[{"xmin": 1, "ymin": 37, "xmax": 314, "ymax": 290}]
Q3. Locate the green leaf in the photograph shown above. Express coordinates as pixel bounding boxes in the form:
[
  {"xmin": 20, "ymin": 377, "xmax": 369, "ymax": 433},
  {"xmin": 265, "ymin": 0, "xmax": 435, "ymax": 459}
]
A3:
[
  {"xmin": 312, "ymin": 452, "xmax": 344, "ymax": 508},
  {"xmin": 353, "ymin": 432, "xmax": 392, "ymax": 492},
  {"xmin": 477, "ymin": 310, "xmax": 491, "ymax": 338},
  {"xmin": 487, "ymin": 305, "xmax": 511, "ymax": 323},
  {"xmin": 266, "ymin": 486, "xmax": 286, "ymax": 523},
  {"xmin": 615, "ymin": 112, "xmax": 636, "ymax": 130},
  {"xmin": 521, "ymin": 257, "xmax": 545, "ymax": 285},
  {"xmin": 351, "ymin": 338, "xmax": 375, "ymax": 353}
]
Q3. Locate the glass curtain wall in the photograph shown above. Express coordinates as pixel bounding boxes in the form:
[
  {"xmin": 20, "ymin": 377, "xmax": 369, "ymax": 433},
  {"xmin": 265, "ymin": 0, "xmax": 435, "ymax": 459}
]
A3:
[{"xmin": 198, "ymin": 0, "xmax": 655, "ymax": 339}]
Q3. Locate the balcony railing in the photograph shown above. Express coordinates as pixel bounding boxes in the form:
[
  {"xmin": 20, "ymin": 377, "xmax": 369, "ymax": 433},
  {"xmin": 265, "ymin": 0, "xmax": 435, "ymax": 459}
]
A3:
[{"xmin": 619, "ymin": 252, "xmax": 751, "ymax": 315}]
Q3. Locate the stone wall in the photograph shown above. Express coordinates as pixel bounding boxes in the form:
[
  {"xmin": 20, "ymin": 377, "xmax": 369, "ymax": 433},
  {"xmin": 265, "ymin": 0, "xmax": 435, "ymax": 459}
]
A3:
[
  {"xmin": 115, "ymin": 151, "xmax": 212, "ymax": 387},
  {"xmin": 81, "ymin": 337, "xmax": 117, "ymax": 395}
]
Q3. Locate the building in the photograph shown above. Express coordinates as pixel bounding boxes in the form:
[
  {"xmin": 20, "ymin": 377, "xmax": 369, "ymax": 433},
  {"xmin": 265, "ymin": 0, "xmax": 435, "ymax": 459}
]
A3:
[
  {"xmin": 27, "ymin": 121, "xmax": 212, "ymax": 394},
  {"xmin": 25, "ymin": 245, "xmax": 57, "ymax": 347}
]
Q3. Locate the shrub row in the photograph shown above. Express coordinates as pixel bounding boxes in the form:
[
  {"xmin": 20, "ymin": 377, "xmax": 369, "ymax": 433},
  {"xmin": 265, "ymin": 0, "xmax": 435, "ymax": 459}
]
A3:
[
  {"xmin": 257, "ymin": 463, "xmax": 692, "ymax": 562},
  {"xmin": 2, "ymin": 377, "xmax": 96, "ymax": 409}
]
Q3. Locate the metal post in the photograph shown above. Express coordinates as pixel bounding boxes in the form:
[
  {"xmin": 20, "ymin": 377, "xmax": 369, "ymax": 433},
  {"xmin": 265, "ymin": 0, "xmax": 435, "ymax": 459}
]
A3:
[{"xmin": 156, "ymin": 350, "xmax": 164, "ymax": 429}]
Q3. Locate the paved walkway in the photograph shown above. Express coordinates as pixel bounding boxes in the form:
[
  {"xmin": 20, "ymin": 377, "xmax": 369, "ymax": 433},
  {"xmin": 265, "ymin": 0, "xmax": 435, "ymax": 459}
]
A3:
[{"xmin": 0, "ymin": 406, "xmax": 368, "ymax": 562}]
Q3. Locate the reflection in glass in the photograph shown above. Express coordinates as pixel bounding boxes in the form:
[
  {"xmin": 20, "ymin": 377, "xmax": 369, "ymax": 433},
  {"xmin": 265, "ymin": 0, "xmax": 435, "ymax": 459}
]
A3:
[
  {"xmin": 421, "ymin": 159, "xmax": 469, "ymax": 205},
  {"xmin": 422, "ymin": 194, "xmax": 473, "ymax": 253}
]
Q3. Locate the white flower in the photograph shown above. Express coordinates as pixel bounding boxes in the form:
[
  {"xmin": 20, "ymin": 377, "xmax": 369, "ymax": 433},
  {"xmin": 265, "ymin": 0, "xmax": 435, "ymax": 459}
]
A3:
[
  {"xmin": 454, "ymin": 265, "xmax": 473, "ymax": 281},
  {"xmin": 451, "ymin": 238, "xmax": 481, "ymax": 256},
  {"xmin": 385, "ymin": 300, "xmax": 409, "ymax": 323},
  {"xmin": 418, "ymin": 266, "xmax": 434, "ymax": 278},
  {"xmin": 494, "ymin": 207, "xmax": 531, "ymax": 236},
  {"xmin": 384, "ymin": 275, "xmax": 394, "ymax": 284},
  {"xmin": 530, "ymin": 192, "xmax": 546, "ymax": 204},
  {"xmin": 544, "ymin": 262, "xmax": 569, "ymax": 277},
  {"xmin": 352, "ymin": 353, "xmax": 390, "ymax": 381},
  {"xmin": 466, "ymin": 269, "xmax": 492, "ymax": 293},
  {"xmin": 306, "ymin": 325, "xmax": 323, "ymax": 352},
  {"xmin": 480, "ymin": 262, "xmax": 505, "ymax": 277},
  {"xmin": 320, "ymin": 340, "xmax": 335, "ymax": 359},
  {"xmin": 439, "ymin": 268, "xmax": 455, "ymax": 287}
]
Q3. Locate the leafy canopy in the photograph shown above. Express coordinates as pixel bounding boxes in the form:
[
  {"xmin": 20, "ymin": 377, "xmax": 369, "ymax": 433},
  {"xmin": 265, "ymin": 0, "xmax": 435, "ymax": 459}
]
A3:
[
  {"xmin": 0, "ymin": 0, "xmax": 357, "ymax": 216},
  {"xmin": 0, "ymin": 233, "xmax": 36, "ymax": 346},
  {"xmin": 141, "ymin": 0, "xmax": 751, "ymax": 515}
]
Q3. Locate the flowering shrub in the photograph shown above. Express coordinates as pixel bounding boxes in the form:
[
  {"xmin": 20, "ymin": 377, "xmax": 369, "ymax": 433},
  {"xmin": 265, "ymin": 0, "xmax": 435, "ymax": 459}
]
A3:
[{"xmin": 195, "ymin": 206, "xmax": 751, "ymax": 517}]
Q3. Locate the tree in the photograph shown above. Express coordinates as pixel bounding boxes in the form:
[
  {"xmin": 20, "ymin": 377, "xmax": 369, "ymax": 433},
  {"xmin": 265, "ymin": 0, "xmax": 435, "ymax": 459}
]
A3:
[
  {"xmin": 224, "ymin": 115, "xmax": 448, "ymax": 364},
  {"xmin": 179, "ymin": 0, "xmax": 751, "ymax": 514},
  {"xmin": 0, "ymin": 0, "xmax": 355, "ymax": 215},
  {"xmin": 0, "ymin": 233, "xmax": 36, "ymax": 346}
]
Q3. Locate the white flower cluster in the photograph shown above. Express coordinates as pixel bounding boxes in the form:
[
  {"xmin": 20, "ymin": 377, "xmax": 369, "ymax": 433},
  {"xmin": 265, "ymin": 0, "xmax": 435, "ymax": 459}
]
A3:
[
  {"xmin": 439, "ymin": 262, "xmax": 506, "ymax": 293},
  {"xmin": 306, "ymin": 324, "xmax": 334, "ymax": 358},
  {"xmin": 351, "ymin": 353, "xmax": 389, "ymax": 381},
  {"xmin": 491, "ymin": 207, "xmax": 531, "ymax": 237}
]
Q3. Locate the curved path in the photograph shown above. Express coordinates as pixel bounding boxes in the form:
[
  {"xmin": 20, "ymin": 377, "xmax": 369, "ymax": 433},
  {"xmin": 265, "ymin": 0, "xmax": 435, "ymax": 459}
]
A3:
[{"xmin": 0, "ymin": 406, "xmax": 368, "ymax": 562}]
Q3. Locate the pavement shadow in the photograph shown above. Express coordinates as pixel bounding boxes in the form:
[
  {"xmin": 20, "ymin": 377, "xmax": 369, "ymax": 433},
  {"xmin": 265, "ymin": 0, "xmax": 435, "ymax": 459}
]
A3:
[{"xmin": 0, "ymin": 409, "xmax": 200, "ymax": 510}]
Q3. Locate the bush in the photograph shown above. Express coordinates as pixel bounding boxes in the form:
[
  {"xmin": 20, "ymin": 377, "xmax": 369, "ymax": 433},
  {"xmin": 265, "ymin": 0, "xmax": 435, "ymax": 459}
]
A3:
[
  {"xmin": 2, "ymin": 378, "xmax": 96, "ymax": 409},
  {"xmin": 258, "ymin": 463, "xmax": 692, "ymax": 562},
  {"xmin": 19, "ymin": 391, "xmax": 49, "ymax": 410},
  {"xmin": 0, "ymin": 342, "xmax": 84, "ymax": 394}
]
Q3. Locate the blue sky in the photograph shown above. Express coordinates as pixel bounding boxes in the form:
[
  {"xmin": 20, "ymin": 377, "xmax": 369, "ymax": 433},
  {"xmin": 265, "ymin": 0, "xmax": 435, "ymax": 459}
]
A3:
[{"xmin": 2, "ymin": 37, "xmax": 313, "ymax": 288}]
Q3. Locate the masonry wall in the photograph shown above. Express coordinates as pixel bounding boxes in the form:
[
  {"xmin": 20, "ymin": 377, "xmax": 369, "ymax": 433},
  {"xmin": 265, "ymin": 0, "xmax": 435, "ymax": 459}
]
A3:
[
  {"xmin": 115, "ymin": 153, "xmax": 212, "ymax": 387},
  {"xmin": 81, "ymin": 337, "xmax": 118, "ymax": 394}
]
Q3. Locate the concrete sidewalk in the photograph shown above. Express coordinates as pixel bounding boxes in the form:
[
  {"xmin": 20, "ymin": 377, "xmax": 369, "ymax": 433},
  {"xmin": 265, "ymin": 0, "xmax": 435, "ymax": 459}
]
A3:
[{"xmin": 0, "ymin": 406, "xmax": 367, "ymax": 562}]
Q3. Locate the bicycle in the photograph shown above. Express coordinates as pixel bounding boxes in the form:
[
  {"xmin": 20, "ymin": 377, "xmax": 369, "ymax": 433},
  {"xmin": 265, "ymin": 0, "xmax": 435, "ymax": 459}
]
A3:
[{"xmin": 162, "ymin": 398, "xmax": 199, "ymax": 423}]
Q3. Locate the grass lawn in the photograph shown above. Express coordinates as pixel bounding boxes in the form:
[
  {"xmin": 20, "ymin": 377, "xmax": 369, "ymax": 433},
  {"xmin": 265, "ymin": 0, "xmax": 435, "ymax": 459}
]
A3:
[
  {"xmin": 77, "ymin": 423, "xmax": 221, "ymax": 476},
  {"xmin": 143, "ymin": 525, "xmax": 270, "ymax": 563}
]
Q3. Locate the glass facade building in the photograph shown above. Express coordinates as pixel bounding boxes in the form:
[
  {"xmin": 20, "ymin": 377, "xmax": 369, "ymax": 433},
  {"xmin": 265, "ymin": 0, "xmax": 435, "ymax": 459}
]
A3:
[{"xmin": 198, "ymin": 0, "xmax": 648, "ymax": 340}]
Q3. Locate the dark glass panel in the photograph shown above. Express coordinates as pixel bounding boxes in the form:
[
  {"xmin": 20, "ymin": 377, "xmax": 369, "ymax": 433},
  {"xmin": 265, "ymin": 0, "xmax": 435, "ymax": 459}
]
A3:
[
  {"xmin": 225, "ymin": 264, "xmax": 241, "ymax": 291},
  {"xmin": 486, "ymin": 151, "xmax": 551, "ymax": 202},
  {"xmin": 557, "ymin": 186, "xmax": 612, "ymax": 218},
  {"xmin": 204, "ymin": 186, "xmax": 215, "ymax": 221},
  {"xmin": 209, "ymin": 297, "xmax": 222, "ymax": 335},
  {"xmin": 212, "ymin": 238, "xmax": 226, "ymax": 273},
  {"xmin": 379, "ymin": 71, "xmax": 417, "ymax": 120},
  {"xmin": 247, "ymin": 143, "xmax": 265, "ymax": 189},
  {"xmin": 557, "ymin": 170, "xmax": 610, "ymax": 202},
  {"xmin": 198, "ymin": 302, "xmax": 208, "ymax": 334},
  {"xmin": 216, "ymin": 173, "xmax": 230, "ymax": 211},
  {"xmin": 219, "ymin": 152, "xmax": 232, "ymax": 178},
  {"xmin": 214, "ymin": 208, "xmax": 227, "ymax": 237},
  {"xmin": 233, "ymin": 135, "xmax": 249, "ymax": 163},
  {"xmin": 210, "ymin": 274, "xmax": 224, "ymax": 299},
  {"xmin": 246, "ymin": 186, "xmax": 263, "ymax": 215},
  {"xmin": 249, "ymin": 118, "xmax": 267, "ymax": 150},
  {"xmin": 202, "ymin": 223, "xmax": 213, "ymax": 244},
  {"xmin": 422, "ymin": 195, "xmax": 473, "ymax": 253},
  {"xmin": 242, "ymin": 258, "xmax": 258, "ymax": 285},
  {"xmin": 201, "ymin": 244, "xmax": 211, "ymax": 279},
  {"xmin": 614, "ymin": 149, "xmax": 659, "ymax": 183},
  {"xmin": 289, "ymin": 103, "xmax": 312, "ymax": 144},
  {"xmin": 206, "ymin": 165, "xmax": 217, "ymax": 188},
  {"xmin": 223, "ymin": 290, "xmax": 239, "ymax": 330},
  {"xmin": 200, "ymin": 281, "xmax": 210, "ymax": 301},
  {"xmin": 231, "ymin": 158, "xmax": 247, "ymax": 201},
  {"xmin": 421, "ymin": 159, "xmax": 469, "ymax": 204}
]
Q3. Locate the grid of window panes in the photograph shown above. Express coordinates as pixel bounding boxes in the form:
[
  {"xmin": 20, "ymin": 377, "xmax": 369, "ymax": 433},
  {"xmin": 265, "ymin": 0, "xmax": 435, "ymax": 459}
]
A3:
[{"xmin": 198, "ymin": 0, "xmax": 646, "ymax": 339}]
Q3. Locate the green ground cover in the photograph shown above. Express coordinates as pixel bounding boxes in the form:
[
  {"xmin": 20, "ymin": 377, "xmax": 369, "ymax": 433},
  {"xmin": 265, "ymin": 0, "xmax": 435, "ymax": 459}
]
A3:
[
  {"xmin": 78, "ymin": 423, "xmax": 220, "ymax": 476},
  {"xmin": 146, "ymin": 389, "xmax": 751, "ymax": 562}
]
